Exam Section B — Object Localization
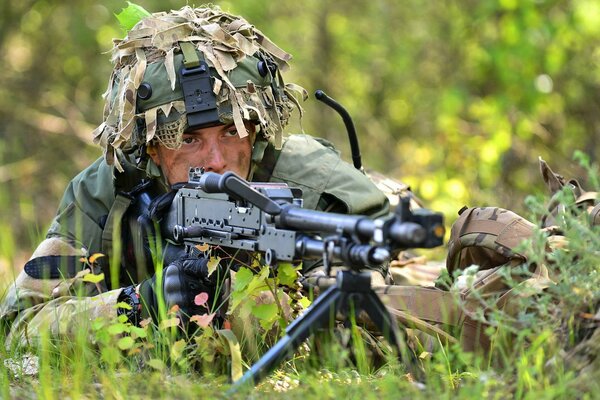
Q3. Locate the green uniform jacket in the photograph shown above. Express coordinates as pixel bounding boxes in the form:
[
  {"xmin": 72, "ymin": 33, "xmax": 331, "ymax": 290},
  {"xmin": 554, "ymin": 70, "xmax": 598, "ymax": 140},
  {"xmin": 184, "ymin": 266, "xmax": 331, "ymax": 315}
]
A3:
[{"xmin": 0, "ymin": 134, "xmax": 388, "ymax": 347}]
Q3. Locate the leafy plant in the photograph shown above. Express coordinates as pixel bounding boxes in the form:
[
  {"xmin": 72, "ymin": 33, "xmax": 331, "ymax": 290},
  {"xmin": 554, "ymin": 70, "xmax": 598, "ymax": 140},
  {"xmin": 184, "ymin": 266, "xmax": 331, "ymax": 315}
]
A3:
[{"xmin": 115, "ymin": 2, "xmax": 151, "ymax": 33}]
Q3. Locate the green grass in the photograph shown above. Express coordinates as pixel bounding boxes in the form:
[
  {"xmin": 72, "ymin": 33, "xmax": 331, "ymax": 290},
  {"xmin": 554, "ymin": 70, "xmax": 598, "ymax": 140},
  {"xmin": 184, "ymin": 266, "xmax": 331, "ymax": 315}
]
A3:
[{"xmin": 3, "ymin": 162, "xmax": 600, "ymax": 399}]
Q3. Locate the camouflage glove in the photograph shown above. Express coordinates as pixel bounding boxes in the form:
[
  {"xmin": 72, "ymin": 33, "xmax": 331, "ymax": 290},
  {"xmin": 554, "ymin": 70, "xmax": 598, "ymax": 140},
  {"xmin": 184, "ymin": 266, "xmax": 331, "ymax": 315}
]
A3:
[{"xmin": 136, "ymin": 256, "xmax": 224, "ymax": 328}]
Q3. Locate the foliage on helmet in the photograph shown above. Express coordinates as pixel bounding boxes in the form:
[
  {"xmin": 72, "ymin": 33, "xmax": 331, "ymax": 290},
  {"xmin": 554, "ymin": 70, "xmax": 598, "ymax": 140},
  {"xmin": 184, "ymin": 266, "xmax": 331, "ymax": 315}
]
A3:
[{"xmin": 92, "ymin": 6, "xmax": 307, "ymax": 172}]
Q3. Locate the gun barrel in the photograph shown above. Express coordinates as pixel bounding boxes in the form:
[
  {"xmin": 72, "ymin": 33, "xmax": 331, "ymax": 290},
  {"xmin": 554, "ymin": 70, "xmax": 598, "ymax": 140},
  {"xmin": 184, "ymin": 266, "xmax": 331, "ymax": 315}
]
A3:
[
  {"xmin": 388, "ymin": 221, "xmax": 426, "ymax": 247},
  {"xmin": 297, "ymin": 236, "xmax": 389, "ymax": 267},
  {"xmin": 277, "ymin": 205, "xmax": 375, "ymax": 240}
]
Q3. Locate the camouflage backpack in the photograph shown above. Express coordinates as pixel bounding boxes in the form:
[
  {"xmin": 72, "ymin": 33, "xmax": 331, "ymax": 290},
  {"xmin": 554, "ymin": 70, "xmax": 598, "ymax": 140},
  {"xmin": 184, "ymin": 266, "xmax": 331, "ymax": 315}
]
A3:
[
  {"xmin": 376, "ymin": 205, "xmax": 553, "ymax": 353},
  {"xmin": 376, "ymin": 158, "xmax": 595, "ymax": 354}
]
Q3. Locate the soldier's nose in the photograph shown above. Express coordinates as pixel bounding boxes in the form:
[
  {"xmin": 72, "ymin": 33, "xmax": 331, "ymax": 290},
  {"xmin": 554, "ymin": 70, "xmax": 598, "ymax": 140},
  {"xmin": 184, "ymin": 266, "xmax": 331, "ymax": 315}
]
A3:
[{"xmin": 202, "ymin": 143, "xmax": 226, "ymax": 174}]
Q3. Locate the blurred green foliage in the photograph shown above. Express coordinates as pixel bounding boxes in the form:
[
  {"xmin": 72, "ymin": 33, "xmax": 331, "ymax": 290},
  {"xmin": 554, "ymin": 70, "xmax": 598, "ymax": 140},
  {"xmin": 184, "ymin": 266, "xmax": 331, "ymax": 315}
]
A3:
[{"xmin": 1, "ymin": 0, "xmax": 600, "ymax": 269}]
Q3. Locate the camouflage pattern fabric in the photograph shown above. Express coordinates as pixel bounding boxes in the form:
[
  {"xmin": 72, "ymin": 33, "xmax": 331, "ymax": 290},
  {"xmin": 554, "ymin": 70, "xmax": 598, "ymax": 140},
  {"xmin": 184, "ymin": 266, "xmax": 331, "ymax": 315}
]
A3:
[{"xmin": 446, "ymin": 206, "xmax": 536, "ymax": 276}]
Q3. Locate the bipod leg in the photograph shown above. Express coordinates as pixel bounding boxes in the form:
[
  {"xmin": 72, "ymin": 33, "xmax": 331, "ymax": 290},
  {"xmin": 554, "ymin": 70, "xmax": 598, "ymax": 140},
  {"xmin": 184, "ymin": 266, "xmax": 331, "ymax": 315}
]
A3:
[
  {"xmin": 334, "ymin": 271, "xmax": 415, "ymax": 365},
  {"xmin": 227, "ymin": 270, "xmax": 414, "ymax": 394},
  {"xmin": 228, "ymin": 279, "xmax": 345, "ymax": 393}
]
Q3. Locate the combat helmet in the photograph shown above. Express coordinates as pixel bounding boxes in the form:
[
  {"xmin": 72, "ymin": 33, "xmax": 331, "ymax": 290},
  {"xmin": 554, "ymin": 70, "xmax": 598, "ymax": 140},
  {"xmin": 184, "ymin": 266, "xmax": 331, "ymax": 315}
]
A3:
[{"xmin": 92, "ymin": 6, "xmax": 306, "ymax": 173}]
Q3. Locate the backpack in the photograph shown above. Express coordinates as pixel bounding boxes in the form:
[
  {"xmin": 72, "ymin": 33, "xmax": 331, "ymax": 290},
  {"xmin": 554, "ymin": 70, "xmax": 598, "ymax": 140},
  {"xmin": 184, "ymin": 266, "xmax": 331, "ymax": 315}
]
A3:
[
  {"xmin": 377, "ymin": 158, "xmax": 588, "ymax": 353},
  {"xmin": 377, "ymin": 205, "xmax": 554, "ymax": 353}
]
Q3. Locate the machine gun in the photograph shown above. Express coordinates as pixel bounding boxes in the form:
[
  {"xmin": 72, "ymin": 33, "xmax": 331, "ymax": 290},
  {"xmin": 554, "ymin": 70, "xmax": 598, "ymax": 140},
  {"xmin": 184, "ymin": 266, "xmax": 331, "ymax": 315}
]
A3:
[
  {"xmin": 165, "ymin": 168, "xmax": 442, "ymax": 269},
  {"xmin": 163, "ymin": 168, "xmax": 445, "ymax": 390}
]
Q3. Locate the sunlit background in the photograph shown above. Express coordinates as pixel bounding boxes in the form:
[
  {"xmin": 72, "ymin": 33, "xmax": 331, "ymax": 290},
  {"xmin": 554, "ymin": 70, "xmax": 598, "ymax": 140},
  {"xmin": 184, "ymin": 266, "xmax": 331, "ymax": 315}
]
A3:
[{"xmin": 1, "ymin": 0, "xmax": 600, "ymax": 281}]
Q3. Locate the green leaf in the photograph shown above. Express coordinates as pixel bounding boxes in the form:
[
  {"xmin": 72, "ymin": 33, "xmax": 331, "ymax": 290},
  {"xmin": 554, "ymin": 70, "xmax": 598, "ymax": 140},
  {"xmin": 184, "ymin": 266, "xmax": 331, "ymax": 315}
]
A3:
[
  {"xmin": 82, "ymin": 272, "xmax": 105, "ymax": 283},
  {"xmin": 245, "ymin": 266, "xmax": 270, "ymax": 294},
  {"xmin": 251, "ymin": 302, "xmax": 279, "ymax": 330},
  {"xmin": 229, "ymin": 290, "xmax": 245, "ymax": 315},
  {"xmin": 277, "ymin": 262, "xmax": 299, "ymax": 287},
  {"xmin": 147, "ymin": 358, "xmax": 165, "ymax": 371},
  {"xmin": 233, "ymin": 267, "xmax": 254, "ymax": 292},
  {"xmin": 107, "ymin": 323, "xmax": 129, "ymax": 336},
  {"xmin": 159, "ymin": 317, "xmax": 180, "ymax": 330},
  {"xmin": 237, "ymin": 301, "xmax": 253, "ymax": 320},
  {"xmin": 298, "ymin": 296, "xmax": 312, "ymax": 310},
  {"xmin": 115, "ymin": 1, "xmax": 151, "ymax": 33},
  {"xmin": 251, "ymin": 302, "xmax": 278, "ymax": 321},
  {"xmin": 101, "ymin": 346, "xmax": 120, "ymax": 365},
  {"xmin": 129, "ymin": 326, "xmax": 147, "ymax": 339},
  {"xmin": 92, "ymin": 318, "xmax": 105, "ymax": 331},
  {"xmin": 230, "ymin": 267, "xmax": 270, "ymax": 312},
  {"xmin": 216, "ymin": 329, "xmax": 243, "ymax": 382},
  {"xmin": 115, "ymin": 301, "xmax": 132, "ymax": 311},
  {"xmin": 170, "ymin": 339, "xmax": 186, "ymax": 361},
  {"xmin": 117, "ymin": 336, "xmax": 135, "ymax": 350}
]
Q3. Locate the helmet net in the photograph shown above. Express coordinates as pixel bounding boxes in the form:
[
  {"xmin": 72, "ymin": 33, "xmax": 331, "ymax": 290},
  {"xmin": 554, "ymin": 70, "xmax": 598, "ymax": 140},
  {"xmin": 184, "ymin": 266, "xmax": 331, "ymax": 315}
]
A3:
[{"xmin": 92, "ymin": 6, "xmax": 307, "ymax": 172}]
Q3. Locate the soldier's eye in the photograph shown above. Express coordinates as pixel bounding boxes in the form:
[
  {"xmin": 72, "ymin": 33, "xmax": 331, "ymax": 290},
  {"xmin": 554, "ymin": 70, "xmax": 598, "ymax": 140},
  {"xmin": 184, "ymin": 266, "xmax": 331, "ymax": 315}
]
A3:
[{"xmin": 182, "ymin": 136, "xmax": 198, "ymax": 145}]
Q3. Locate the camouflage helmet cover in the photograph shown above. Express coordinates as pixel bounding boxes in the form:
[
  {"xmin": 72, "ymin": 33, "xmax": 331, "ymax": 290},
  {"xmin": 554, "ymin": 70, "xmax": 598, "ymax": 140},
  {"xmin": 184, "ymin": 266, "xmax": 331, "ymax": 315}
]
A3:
[{"xmin": 92, "ymin": 6, "xmax": 306, "ymax": 171}]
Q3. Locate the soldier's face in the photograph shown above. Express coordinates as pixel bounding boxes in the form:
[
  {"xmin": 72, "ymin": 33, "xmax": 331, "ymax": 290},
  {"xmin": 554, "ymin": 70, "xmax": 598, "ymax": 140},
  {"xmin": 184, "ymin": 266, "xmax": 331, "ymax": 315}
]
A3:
[{"xmin": 148, "ymin": 122, "xmax": 255, "ymax": 185}]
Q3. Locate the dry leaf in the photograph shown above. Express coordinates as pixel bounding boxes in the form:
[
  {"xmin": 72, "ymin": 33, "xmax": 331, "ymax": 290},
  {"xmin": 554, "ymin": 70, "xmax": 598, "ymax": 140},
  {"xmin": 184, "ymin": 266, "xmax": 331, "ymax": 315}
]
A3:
[
  {"xmin": 89, "ymin": 253, "xmax": 106, "ymax": 264},
  {"xmin": 190, "ymin": 313, "xmax": 215, "ymax": 328},
  {"xmin": 579, "ymin": 312, "xmax": 599, "ymax": 320},
  {"xmin": 140, "ymin": 318, "xmax": 152, "ymax": 328},
  {"xmin": 195, "ymin": 243, "xmax": 210, "ymax": 252}
]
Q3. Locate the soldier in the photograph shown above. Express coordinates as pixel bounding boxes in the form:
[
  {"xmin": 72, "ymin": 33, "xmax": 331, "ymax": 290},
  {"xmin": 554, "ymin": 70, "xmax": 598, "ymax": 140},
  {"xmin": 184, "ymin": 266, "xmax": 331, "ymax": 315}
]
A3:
[{"xmin": 0, "ymin": 6, "xmax": 389, "ymax": 346}]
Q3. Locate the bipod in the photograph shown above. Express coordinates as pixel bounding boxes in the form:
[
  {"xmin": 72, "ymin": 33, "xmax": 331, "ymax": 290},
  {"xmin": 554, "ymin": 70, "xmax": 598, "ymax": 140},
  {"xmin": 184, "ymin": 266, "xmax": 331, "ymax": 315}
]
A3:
[{"xmin": 228, "ymin": 269, "xmax": 413, "ymax": 393}]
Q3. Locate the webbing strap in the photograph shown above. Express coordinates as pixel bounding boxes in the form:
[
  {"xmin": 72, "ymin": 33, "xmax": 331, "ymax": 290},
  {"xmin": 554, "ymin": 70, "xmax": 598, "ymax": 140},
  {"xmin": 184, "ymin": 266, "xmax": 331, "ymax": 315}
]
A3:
[
  {"xmin": 24, "ymin": 255, "xmax": 83, "ymax": 279},
  {"xmin": 180, "ymin": 42, "xmax": 200, "ymax": 68},
  {"xmin": 446, "ymin": 207, "xmax": 534, "ymax": 274},
  {"xmin": 461, "ymin": 219, "xmax": 504, "ymax": 236},
  {"xmin": 463, "ymin": 218, "xmax": 534, "ymax": 249},
  {"xmin": 374, "ymin": 285, "xmax": 506, "ymax": 352},
  {"xmin": 590, "ymin": 203, "xmax": 600, "ymax": 226}
]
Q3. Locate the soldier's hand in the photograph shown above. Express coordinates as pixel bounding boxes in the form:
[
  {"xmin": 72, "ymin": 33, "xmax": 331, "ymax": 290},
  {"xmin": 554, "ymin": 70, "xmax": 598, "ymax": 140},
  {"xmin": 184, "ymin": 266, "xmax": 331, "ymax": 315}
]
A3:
[{"xmin": 136, "ymin": 256, "xmax": 224, "ymax": 328}]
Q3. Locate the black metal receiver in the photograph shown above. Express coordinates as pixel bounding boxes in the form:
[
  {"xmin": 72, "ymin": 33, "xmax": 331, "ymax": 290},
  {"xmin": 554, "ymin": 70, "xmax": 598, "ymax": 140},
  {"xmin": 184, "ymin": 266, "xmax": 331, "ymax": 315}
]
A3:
[
  {"xmin": 164, "ymin": 168, "xmax": 445, "ymax": 392},
  {"xmin": 166, "ymin": 168, "xmax": 443, "ymax": 268}
]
